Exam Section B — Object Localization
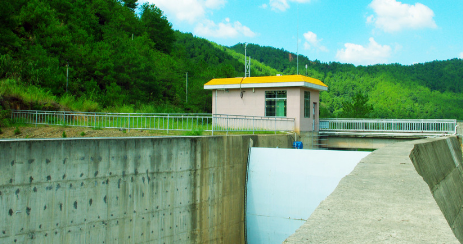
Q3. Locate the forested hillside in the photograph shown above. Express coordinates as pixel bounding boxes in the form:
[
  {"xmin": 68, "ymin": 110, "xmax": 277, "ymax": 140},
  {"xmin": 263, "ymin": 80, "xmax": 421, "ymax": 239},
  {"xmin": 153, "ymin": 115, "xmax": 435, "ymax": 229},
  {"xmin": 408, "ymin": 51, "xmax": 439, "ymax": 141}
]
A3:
[
  {"xmin": 230, "ymin": 43, "xmax": 463, "ymax": 119},
  {"xmin": 0, "ymin": 0, "xmax": 254, "ymax": 113},
  {"xmin": 1, "ymin": 0, "xmax": 462, "ymax": 120}
]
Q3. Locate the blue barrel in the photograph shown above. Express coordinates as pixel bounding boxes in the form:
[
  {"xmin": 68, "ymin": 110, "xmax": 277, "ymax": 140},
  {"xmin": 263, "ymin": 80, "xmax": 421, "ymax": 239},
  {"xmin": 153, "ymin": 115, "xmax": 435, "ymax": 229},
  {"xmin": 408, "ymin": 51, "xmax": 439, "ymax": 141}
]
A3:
[{"xmin": 292, "ymin": 141, "xmax": 303, "ymax": 149}]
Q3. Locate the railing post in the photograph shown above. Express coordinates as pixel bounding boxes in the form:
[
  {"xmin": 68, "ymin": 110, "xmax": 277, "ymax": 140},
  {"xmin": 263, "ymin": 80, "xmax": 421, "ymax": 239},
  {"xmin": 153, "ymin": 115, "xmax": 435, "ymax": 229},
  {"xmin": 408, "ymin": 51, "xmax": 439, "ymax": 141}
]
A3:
[
  {"xmin": 35, "ymin": 111, "xmax": 38, "ymax": 127},
  {"xmin": 128, "ymin": 114, "xmax": 130, "ymax": 132},
  {"xmin": 212, "ymin": 115, "xmax": 214, "ymax": 136},
  {"xmin": 274, "ymin": 117, "xmax": 277, "ymax": 134},
  {"xmin": 253, "ymin": 117, "xmax": 255, "ymax": 135},
  {"xmin": 167, "ymin": 114, "xmax": 169, "ymax": 134}
]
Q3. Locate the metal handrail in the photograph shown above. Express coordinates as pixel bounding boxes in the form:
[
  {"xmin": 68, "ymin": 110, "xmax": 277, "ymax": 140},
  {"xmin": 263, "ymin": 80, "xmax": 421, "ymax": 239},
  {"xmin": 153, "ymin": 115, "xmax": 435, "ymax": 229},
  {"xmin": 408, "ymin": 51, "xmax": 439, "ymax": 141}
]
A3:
[
  {"xmin": 320, "ymin": 118, "xmax": 457, "ymax": 134},
  {"xmin": 10, "ymin": 110, "xmax": 295, "ymax": 135}
]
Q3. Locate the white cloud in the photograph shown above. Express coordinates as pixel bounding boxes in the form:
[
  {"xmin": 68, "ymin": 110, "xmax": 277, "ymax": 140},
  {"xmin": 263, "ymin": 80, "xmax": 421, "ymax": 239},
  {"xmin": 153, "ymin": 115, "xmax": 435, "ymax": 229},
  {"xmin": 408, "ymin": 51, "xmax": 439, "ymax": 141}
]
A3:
[
  {"xmin": 146, "ymin": 0, "xmax": 226, "ymax": 23},
  {"xmin": 194, "ymin": 19, "xmax": 257, "ymax": 38},
  {"xmin": 269, "ymin": 0, "xmax": 311, "ymax": 12},
  {"xmin": 460, "ymin": 52, "xmax": 463, "ymax": 59},
  {"xmin": 147, "ymin": 0, "xmax": 257, "ymax": 40},
  {"xmin": 204, "ymin": 0, "xmax": 226, "ymax": 9},
  {"xmin": 303, "ymin": 31, "xmax": 328, "ymax": 52},
  {"xmin": 303, "ymin": 42, "xmax": 311, "ymax": 50},
  {"xmin": 368, "ymin": 0, "xmax": 437, "ymax": 33},
  {"xmin": 260, "ymin": 3, "xmax": 268, "ymax": 9},
  {"xmin": 336, "ymin": 37, "xmax": 392, "ymax": 65},
  {"xmin": 366, "ymin": 15, "xmax": 375, "ymax": 24}
]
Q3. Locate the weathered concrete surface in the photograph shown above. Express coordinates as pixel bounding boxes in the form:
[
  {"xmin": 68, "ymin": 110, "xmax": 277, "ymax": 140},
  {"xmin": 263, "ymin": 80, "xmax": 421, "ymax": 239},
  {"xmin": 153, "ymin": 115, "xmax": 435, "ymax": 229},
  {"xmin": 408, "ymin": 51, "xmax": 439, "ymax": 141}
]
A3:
[
  {"xmin": 0, "ymin": 134, "xmax": 292, "ymax": 244},
  {"xmin": 298, "ymin": 132, "xmax": 319, "ymax": 149},
  {"xmin": 285, "ymin": 137, "xmax": 460, "ymax": 243},
  {"xmin": 410, "ymin": 137, "xmax": 463, "ymax": 242},
  {"xmin": 321, "ymin": 132, "xmax": 428, "ymax": 150},
  {"xmin": 457, "ymin": 122, "xmax": 463, "ymax": 153}
]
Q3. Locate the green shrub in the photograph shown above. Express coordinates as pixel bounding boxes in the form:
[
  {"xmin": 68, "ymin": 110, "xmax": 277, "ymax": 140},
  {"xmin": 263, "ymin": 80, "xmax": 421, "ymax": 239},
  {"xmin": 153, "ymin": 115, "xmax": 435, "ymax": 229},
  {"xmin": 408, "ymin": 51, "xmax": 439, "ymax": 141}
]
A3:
[
  {"xmin": 0, "ymin": 127, "xmax": 2, "ymax": 134},
  {"xmin": 0, "ymin": 105, "xmax": 11, "ymax": 127},
  {"xmin": 62, "ymin": 131, "xmax": 67, "ymax": 138},
  {"xmin": 183, "ymin": 127, "xmax": 203, "ymax": 136},
  {"xmin": 14, "ymin": 127, "xmax": 20, "ymax": 135},
  {"xmin": 80, "ymin": 132, "xmax": 86, "ymax": 136}
]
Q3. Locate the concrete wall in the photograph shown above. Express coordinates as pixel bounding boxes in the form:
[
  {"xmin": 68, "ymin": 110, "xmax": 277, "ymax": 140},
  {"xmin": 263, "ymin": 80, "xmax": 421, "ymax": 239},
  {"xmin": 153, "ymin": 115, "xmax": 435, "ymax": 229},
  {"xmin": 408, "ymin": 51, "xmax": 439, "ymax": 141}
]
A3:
[
  {"xmin": 285, "ymin": 136, "xmax": 461, "ymax": 243},
  {"xmin": 457, "ymin": 121, "xmax": 463, "ymax": 153},
  {"xmin": 322, "ymin": 134, "xmax": 426, "ymax": 150},
  {"xmin": 0, "ymin": 135, "xmax": 292, "ymax": 244},
  {"xmin": 409, "ymin": 136, "xmax": 463, "ymax": 242}
]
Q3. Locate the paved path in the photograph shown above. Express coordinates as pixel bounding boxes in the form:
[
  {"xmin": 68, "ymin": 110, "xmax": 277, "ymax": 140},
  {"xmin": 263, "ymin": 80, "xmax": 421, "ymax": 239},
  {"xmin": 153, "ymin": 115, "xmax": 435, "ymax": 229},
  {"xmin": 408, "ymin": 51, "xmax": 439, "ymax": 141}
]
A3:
[{"xmin": 284, "ymin": 140, "xmax": 458, "ymax": 243}]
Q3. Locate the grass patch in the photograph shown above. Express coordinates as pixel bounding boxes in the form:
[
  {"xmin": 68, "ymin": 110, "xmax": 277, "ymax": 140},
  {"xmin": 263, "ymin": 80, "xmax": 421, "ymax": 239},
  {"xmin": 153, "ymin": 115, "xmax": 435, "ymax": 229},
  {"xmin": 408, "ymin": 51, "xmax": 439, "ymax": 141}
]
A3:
[
  {"xmin": 14, "ymin": 127, "xmax": 20, "ymax": 135},
  {"xmin": 183, "ymin": 127, "xmax": 204, "ymax": 136},
  {"xmin": 80, "ymin": 132, "xmax": 86, "ymax": 136},
  {"xmin": 62, "ymin": 131, "xmax": 67, "ymax": 138}
]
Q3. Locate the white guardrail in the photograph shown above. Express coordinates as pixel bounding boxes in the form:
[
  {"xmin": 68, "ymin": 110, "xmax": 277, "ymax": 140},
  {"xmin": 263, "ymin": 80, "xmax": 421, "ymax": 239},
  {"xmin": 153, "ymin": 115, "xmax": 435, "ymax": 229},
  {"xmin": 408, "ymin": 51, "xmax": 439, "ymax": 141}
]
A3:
[
  {"xmin": 319, "ymin": 118, "xmax": 457, "ymax": 134},
  {"xmin": 10, "ymin": 110, "xmax": 295, "ymax": 135}
]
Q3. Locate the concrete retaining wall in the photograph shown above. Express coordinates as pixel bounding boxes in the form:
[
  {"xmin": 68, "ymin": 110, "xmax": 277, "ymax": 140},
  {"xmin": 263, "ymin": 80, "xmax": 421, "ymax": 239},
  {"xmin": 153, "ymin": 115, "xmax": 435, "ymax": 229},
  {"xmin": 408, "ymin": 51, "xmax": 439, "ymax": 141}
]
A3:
[
  {"xmin": 0, "ymin": 134, "xmax": 292, "ymax": 244},
  {"xmin": 409, "ymin": 136, "xmax": 463, "ymax": 242},
  {"xmin": 457, "ymin": 122, "xmax": 463, "ymax": 153}
]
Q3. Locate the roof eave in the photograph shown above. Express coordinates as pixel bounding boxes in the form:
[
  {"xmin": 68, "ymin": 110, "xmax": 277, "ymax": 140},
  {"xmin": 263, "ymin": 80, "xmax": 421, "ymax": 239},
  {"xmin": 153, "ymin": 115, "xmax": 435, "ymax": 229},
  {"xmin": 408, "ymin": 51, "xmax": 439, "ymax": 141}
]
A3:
[{"xmin": 204, "ymin": 81, "xmax": 328, "ymax": 91}]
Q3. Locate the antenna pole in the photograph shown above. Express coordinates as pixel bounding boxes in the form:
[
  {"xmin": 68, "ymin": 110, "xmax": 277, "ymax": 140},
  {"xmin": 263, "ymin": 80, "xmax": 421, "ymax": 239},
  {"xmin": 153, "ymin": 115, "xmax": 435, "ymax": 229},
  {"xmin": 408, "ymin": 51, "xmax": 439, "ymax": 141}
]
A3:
[
  {"xmin": 244, "ymin": 43, "xmax": 250, "ymax": 77},
  {"xmin": 297, "ymin": 4, "xmax": 299, "ymax": 75},
  {"xmin": 244, "ymin": 43, "xmax": 247, "ymax": 77}
]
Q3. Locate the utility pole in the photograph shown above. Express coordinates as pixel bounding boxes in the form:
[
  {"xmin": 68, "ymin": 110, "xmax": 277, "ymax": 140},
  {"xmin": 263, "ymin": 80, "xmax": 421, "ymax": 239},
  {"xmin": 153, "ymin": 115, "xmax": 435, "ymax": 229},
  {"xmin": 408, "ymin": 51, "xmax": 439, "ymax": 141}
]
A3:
[
  {"xmin": 66, "ymin": 62, "xmax": 69, "ymax": 93},
  {"xmin": 186, "ymin": 72, "xmax": 188, "ymax": 103}
]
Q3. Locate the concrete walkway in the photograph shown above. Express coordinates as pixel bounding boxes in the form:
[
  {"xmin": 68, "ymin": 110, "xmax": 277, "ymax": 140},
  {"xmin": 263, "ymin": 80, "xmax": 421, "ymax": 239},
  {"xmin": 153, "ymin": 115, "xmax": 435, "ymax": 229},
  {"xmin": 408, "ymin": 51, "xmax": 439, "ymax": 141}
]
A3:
[{"xmin": 284, "ymin": 139, "xmax": 459, "ymax": 243}]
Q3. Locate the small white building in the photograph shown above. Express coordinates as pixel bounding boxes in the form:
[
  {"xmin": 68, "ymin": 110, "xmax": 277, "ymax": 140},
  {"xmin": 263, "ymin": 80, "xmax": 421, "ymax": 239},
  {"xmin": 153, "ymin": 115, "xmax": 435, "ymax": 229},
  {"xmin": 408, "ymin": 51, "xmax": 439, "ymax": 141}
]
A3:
[{"xmin": 204, "ymin": 75, "xmax": 328, "ymax": 132}]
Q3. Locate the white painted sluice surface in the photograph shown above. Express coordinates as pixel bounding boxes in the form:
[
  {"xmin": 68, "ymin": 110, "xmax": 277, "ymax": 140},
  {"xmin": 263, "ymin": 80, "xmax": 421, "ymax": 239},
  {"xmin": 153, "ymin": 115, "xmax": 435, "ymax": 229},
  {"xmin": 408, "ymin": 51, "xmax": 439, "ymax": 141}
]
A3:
[{"xmin": 246, "ymin": 148, "xmax": 370, "ymax": 244}]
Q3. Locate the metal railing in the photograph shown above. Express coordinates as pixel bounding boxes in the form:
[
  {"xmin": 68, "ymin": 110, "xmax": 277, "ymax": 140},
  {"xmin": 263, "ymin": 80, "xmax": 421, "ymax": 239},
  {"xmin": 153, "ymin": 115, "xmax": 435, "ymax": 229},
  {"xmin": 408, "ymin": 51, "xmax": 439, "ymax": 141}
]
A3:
[
  {"xmin": 319, "ymin": 118, "xmax": 457, "ymax": 134},
  {"xmin": 11, "ymin": 110, "xmax": 295, "ymax": 135}
]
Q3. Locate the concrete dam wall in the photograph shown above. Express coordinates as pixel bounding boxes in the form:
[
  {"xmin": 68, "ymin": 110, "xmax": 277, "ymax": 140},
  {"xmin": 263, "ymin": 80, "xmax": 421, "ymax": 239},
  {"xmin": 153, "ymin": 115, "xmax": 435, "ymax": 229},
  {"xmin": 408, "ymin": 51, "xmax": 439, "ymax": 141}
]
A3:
[
  {"xmin": 0, "ymin": 135, "xmax": 292, "ymax": 244},
  {"xmin": 285, "ymin": 136, "xmax": 462, "ymax": 243},
  {"xmin": 409, "ymin": 137, "xmax": 463, "ymax": 242}
]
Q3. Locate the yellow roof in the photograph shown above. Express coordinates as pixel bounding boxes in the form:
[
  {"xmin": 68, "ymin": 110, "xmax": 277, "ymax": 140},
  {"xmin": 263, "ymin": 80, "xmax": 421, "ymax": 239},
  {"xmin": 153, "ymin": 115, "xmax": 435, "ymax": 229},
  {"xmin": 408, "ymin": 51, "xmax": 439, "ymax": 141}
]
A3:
[{"xmin": 204, "ymin": 75, "xmax": 327, "ymax": 88}]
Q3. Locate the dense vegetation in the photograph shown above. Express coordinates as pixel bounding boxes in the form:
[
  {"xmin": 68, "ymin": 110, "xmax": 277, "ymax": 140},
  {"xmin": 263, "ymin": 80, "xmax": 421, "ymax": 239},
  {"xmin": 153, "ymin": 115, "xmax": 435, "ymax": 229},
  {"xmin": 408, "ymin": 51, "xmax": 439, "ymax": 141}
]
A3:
[
  {"xmin": 1, "ymin": 0, "xmax": 462, "ymax": 123},
  {"xmin": 0, "ymin": 0, "xmax": 255, "ymax": 114},
  {"xmin": 231, "ymin": 43, "xmax": 463, "ymax": 119}
]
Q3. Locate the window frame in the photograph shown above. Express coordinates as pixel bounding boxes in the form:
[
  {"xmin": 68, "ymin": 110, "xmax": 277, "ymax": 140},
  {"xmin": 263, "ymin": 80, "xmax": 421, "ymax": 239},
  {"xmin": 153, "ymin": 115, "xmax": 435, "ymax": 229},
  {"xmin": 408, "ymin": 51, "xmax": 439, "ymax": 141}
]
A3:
[
  {"xmin": 304, "ymin": 90, "xmax": 311, "ymax": 118},
  {"xmin": 265, "ymin": 90, "xmax": 287, "ymax": 117}
]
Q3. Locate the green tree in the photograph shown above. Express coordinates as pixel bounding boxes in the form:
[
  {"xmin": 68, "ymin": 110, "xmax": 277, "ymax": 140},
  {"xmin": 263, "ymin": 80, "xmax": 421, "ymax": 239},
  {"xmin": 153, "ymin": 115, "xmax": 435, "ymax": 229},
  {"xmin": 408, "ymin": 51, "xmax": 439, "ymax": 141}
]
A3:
[
  {"xmin": 140, "ymin": 3, "xmax": 175, "ymax": 54},
  {"xmin": 340, "ymin": 93, "xmax": 373, "ymax": 118},
  {"xmin": 122, "ymin": 0, "xmax": 138, "ymax": 11}
]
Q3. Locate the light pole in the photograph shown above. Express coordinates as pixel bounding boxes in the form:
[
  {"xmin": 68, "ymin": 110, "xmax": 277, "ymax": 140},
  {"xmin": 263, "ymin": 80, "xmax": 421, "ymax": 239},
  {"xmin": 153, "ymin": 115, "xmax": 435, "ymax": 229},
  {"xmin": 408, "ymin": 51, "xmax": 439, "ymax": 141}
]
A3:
[{"xmin": 66, "ymin": 62, "xmax": 69, "ymax": 93}]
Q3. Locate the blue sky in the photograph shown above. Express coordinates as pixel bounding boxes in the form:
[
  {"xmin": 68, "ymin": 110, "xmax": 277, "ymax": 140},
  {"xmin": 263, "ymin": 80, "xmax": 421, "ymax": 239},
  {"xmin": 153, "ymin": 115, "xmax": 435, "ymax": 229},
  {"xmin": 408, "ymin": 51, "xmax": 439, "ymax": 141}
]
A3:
[{"xmin": 143, "ymin": 0, "xmax": 463, "ymax": 66}]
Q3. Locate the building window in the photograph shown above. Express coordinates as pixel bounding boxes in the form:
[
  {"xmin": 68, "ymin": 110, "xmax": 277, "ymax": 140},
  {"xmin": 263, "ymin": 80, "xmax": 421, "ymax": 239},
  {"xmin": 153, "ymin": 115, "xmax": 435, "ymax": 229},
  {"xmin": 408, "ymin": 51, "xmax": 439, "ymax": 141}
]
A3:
[
  {"xmin": 265, "ymin": 91, "xmax": 287, "ymax": 117},
  {"xmin": 304, "ymin": 91, "xmax": 310, "ymax": 118}
]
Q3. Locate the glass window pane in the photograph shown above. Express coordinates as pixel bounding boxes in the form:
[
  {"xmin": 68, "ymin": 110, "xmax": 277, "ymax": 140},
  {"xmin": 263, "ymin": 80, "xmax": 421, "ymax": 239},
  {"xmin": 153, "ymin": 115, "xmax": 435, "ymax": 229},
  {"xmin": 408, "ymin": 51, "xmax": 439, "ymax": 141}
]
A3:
[
  {"xmin": 265, "ymin": 90, "xmax": 286, "ymax": 117},
  {"xmin": 304, "ymin": 91, "xmax": 310, "ymax": 118}
]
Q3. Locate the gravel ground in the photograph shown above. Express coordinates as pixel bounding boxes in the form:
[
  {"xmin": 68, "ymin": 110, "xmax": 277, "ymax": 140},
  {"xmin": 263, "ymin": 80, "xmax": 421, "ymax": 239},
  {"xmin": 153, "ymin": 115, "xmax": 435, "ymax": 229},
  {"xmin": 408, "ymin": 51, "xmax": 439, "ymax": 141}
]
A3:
[{"xmin": 0, "ymin": 125, "xmax": 193, "ymax": 139}]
